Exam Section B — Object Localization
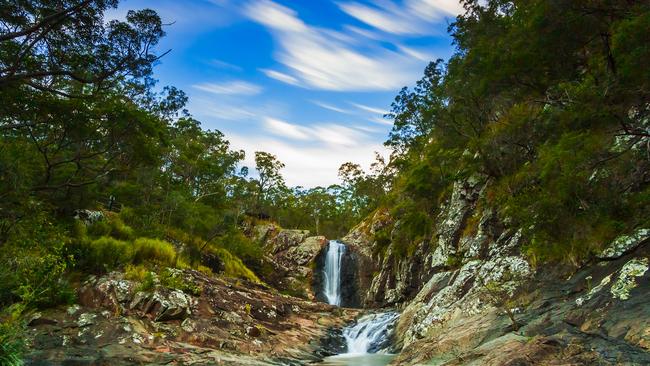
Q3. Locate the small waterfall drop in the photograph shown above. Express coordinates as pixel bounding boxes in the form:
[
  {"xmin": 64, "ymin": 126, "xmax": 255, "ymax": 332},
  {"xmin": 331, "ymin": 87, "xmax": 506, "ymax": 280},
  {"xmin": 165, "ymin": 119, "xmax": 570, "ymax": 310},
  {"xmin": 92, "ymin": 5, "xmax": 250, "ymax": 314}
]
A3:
[
  {"xmin": 343, "ymin": 312, "xmax": 399, "ymax": 354},
  {"xmin": 323, "ymin": 240, "xmax": 346, "ymax": 306}
]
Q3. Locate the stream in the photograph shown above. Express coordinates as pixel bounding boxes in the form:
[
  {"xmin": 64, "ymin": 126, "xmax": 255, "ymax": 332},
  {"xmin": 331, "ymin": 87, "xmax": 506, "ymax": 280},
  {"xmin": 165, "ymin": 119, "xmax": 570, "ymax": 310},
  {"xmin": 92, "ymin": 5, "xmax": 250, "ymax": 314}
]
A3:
[{"xmin": 318, "ymin": 241, "xmax": 399, "ymax": 366}]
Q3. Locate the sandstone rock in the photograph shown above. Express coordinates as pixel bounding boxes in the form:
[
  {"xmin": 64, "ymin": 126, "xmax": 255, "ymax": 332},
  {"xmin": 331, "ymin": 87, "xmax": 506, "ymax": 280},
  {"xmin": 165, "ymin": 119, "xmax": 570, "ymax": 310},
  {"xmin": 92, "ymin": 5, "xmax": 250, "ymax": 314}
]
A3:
[
  {"xmin": 283, "ymin": 235, "xmax": 327, "ymax": 266},
  {"xmin": 268, "ymin": 229, "xmax": 310, "ymax": 254}
]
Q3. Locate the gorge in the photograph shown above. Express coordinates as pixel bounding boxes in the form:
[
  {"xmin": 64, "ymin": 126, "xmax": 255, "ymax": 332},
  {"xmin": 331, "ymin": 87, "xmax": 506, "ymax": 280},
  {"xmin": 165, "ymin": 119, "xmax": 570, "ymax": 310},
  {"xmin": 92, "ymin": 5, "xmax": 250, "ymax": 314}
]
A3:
[{"xmin": 2, "ymin": 1, "xmax": 649, "ymax": 365}]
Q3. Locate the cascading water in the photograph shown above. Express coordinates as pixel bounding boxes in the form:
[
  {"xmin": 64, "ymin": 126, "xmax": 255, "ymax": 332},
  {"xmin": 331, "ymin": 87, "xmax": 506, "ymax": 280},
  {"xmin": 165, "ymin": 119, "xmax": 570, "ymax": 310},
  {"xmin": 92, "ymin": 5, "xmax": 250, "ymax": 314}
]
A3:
[
  {"xmin": 319, "ymin": 312, "xmax": 399, "ymax": 365},
  {"xmin": 323, "ymin": 240, "xmax": 346, "ymax": 306},
  {"xmin": 343, "ymin": 312, "xmax": 399, "ymax": 354}
]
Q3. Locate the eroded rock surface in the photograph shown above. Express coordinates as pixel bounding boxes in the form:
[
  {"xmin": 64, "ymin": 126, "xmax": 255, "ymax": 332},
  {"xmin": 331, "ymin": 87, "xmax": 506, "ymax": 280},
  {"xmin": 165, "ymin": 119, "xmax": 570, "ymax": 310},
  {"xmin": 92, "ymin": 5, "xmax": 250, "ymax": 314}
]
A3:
[{"xmin": 25, "ymin": 270, "xmax": 358, "ymax": 365}]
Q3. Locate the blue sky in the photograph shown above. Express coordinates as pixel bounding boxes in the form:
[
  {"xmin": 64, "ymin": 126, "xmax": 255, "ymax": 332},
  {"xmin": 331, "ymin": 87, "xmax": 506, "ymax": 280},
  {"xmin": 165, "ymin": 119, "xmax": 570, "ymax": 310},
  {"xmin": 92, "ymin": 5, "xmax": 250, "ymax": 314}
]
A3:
[{"xmin": 111, "ymin": 0, "xmax": 461, "ymax": 187}]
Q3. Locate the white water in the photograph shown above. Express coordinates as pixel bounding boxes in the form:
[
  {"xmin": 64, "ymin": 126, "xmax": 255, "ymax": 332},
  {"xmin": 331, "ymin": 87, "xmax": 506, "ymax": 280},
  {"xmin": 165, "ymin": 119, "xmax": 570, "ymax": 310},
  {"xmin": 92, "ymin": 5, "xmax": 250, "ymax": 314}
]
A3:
[
  {"xmin": 323, "ymin": 240, "xmax": 346, "ymax": 306},
  {"xmin": 319, "ymin": 312, "xmax": 399, "ymax": 365},
  {"xmin": 343, "ymin": 312, "xmax": 399, "ymax": 354}
]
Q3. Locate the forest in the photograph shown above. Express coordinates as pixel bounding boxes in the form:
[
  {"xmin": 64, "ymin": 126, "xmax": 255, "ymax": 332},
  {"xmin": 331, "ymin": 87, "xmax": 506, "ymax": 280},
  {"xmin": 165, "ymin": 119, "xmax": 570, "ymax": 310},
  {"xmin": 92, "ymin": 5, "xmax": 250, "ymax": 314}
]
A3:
[{"xmin": 1, "ymin": 0, "xmax": 649, "ymax": 364}]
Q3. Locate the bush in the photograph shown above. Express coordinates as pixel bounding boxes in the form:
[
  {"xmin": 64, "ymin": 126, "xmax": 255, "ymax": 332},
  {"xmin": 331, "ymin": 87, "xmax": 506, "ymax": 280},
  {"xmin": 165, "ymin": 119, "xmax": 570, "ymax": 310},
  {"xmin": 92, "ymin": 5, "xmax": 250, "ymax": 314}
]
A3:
[
  {"xmin": 86, "ymin": 217, "xmax": 134, "ymax": 241},
  {"xmin": 124, "ymin": 264, "xmax": 148, "ymax": 282},
  {"xmin": 132, "ymin": 238, "xmax": 177, "ymax": 266},
  {"xmin": 83, "ymin": 236, "xmax": 133, "ymax": 273},
  {"xmin": 0, "ymin": 319, "xmax": 24, "ymax": 366},
  {"xmin": 159, "ymin": 269, "xmax": 202, "ymax": 296},
  {"xmin": 208, "ymin": 247, "xmax": 260, "ymax": 283}
]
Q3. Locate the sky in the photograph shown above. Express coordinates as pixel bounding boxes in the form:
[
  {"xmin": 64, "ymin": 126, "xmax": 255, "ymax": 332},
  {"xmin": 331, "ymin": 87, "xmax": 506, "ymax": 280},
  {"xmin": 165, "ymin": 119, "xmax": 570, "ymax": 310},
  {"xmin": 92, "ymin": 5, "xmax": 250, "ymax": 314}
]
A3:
[{"xmin": 110, "ymin": 0, "xmax": 462, "ymax": 187}]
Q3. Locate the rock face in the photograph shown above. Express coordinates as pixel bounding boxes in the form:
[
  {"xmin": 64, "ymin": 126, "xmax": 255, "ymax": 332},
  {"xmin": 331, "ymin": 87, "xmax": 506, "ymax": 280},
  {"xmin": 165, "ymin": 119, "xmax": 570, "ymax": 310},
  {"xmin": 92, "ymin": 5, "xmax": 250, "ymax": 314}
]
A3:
[
  {"xmin": 250, "ymin": 223, "xmax": 329, "ymax": 299},
  {"xmin": 341, "ymin": 177, "xmax": 650, "ymax": 365},
  {"xmin": 341, "ymin": 177, "xmax": 486, "ymax": 308},
  {"xmin": 25, "ymin": 270, "xmax": 359, "ymax": 365}
]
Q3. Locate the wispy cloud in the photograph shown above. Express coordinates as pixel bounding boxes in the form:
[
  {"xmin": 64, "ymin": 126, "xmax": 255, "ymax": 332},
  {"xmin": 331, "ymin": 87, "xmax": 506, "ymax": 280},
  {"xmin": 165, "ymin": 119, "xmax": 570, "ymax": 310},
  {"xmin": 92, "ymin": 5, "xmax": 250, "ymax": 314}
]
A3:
[
  {"xmin": 311, "ymin": 100, "xmax": 353, "ymax": 114},
  {"xmin": 260, "ymin": 69, "xmax": 300, "ymax": 85},
  {"xmin": 192, "ymin": 81, "xmax": 262, "ymax": 95},
  {"xmin": 243, "ymin": 0, "xmax": 430, "ymax": 91},
  {"xmin": 209, "ymin": 59, "xmax": 243, "ymax": 71},
  {"xmin": 338, "ymin": 0, "xmax": 463, "ymax": 35},
  {"xmin": 264, "ymin": 117, "xmax": 312, "ymax": 140},
  {"xmin": 350, "ymin": 102, "xmax": 389, "ymax": 115},
  {"xmin": 368, "ymin": 116, "xmax": 393, "ymax": 126},
  {"xmin": 263, "ymin": 117, "xmax": 369, "ymax": 147}
]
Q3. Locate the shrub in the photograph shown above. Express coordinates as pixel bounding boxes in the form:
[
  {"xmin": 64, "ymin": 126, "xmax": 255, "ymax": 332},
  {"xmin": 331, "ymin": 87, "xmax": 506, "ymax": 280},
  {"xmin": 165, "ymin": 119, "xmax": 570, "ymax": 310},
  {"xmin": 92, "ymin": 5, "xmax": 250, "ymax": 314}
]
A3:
[
  {"xmin": 0, "ymin": 319, "xmax": 24, "ymax": 366},
  {"xmin": 132, "ymin": 238, "xmax": 177, "ymax": 266},
  {"xmin": 159, "ymin": 269, "xmax": 202, "ymax": 296},
  {"xmin": 84, "ymin": 237, "xmax": 133, "ymax": 273},
  {"xmin": 124, "ymin": 264, "xmax": 148, "ymax": 282},
  {"xmin": 87, "ymin": 217, "xmax": 134, "ymax": 241},
  {"xmin": 208, "ymin": 247, "xmax": 260, "ymax": 283}
]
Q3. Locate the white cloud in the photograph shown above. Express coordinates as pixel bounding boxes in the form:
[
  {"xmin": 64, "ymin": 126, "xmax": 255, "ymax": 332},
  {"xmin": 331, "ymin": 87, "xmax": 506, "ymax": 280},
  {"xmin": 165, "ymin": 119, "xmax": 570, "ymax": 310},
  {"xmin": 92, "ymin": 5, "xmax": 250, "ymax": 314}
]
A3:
[
  {"xmin": 338, "ymin": 0, "xmax": 464, "ymax": 35},
  {"xmin": 338, "ymin": 2, "xmax": 422, "ymax": 35},
  {"xmin": 264, "ymin": 117, "xmax": 311, "ymax": 140},
  {"xmin": 192, "ymin": 81, "xmax": 262, "ymax": 95},
  {"xmin": 263, "ymin": 117, "xmax": 368, "ymax": 147},
  {"xmin": 210, "ymin": 59, "xmax": 243, "ymax": 71},
  {"xmin": 260, "ymin": 69, "xmax": 300, "ymax": 85},
  {"xmin": 227, "ymin": 132, "xmax": 389, "ymax": 187},
  {"xmin": 311, "ymin": 100, "xmax": 353, "ymax": 114},
  {"xmin": 351, "ymin": 102, "xmax": 389, "ymax": 115},
  {"xmin": 368, "ymin": 116, "xmax": 394, "ymax": 126},
  {"xmin": 243, "ymin": 0, "xmax": 429, "ymax": 91}
]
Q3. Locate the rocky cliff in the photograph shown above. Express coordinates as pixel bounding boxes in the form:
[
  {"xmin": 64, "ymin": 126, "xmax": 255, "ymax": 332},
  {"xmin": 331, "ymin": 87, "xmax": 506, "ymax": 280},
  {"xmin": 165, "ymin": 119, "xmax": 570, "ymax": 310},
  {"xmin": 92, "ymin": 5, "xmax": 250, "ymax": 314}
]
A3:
[{"xmin": 341, "ymin": 178, "xmax": 650, "ymax": 365}]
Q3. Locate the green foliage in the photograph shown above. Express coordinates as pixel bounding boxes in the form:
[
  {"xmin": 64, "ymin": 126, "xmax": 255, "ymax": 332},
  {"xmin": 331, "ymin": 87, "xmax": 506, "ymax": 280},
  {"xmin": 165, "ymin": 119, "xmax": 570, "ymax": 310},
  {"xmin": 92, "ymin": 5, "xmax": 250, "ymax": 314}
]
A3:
[
  {"xmin": 132, "ymin": 238, "xmax": 177, "ymax": 267},
  {"xmin": 372, "ymin": 0, "xmax": 650, "ymax": 265},
  {"xmin": 87, "ymin": 217, "xmax": 134, "ymax": 241},
  {"xmin": 207, "ymin": 247, "xmax": 260, "ymax": 283},
  {"xmin": 159, "ymin": 269, "xmax": 202, "ymax": 296},
  {"xmin": 0, "ymin": 319, "xmax": 25, "ymax": 366},
  {"xmin": 82, "ymin": 237, "xmax": 133, "ymax": 273}
]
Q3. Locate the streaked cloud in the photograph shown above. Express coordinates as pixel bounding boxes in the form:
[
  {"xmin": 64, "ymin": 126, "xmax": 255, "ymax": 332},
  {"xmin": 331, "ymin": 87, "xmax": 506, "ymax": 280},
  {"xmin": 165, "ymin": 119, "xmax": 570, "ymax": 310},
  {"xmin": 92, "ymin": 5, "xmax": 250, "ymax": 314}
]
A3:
[
  {"xmin": 260, "ymin": 69, "xmax": 300, "ymax": 85},
  {"xmin": 338, "ymin": 0, "xmax": 464, "ymax": 35},
  {"xmin": 243, "ymin": 0, "xmax": 431, "ymax": 91},
  {"xmin": 209, "ymin": 59, "xmax": 243, "ymax": 71},
  {"xmin": 350, "ymin": 102, "xmax": 389, "ymax": 115},
  {"xmin": 264, "ymin": 117, "xmax": 312, "ymax": 140},
  {"xmin": 192, "ymin": 81, "xmax": 262, "ymax": 95},
  {"xmin": 311, "ymin": 100, "xmax": 353, "ymax": 114},
  {"xmin": 263, "ymin": 117, "xmax": 368, "ymax": 147}
]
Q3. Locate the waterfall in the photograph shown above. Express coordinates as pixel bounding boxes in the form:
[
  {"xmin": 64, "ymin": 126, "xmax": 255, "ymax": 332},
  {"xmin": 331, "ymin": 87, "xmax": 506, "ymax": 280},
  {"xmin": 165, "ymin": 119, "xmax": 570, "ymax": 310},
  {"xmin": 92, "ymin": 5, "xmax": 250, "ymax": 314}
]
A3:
[
  {"xmin": 343, "ymin": 312, "xmax": 399, "ymax": 354},
  {"xmin": 323, "ymin": 240, "xmax": 346, "ymax": 306}
]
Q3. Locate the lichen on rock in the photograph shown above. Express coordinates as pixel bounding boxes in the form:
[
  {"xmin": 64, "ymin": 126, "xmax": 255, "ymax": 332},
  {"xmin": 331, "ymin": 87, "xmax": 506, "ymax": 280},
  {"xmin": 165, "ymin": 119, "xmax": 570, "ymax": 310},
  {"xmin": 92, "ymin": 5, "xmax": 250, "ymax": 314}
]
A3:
[
  {"xmin": 598, "ymin": 228, "xmax": 650, "ymax": 260},
  {"xmin": 610, "ymin": 257, "xmax": 649, "ymax": 300}
]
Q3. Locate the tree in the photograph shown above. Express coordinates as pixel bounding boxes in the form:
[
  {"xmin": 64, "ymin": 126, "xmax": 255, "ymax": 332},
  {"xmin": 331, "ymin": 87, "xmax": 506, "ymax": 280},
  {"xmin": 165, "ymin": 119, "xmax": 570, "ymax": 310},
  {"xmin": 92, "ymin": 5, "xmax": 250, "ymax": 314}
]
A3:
[{"xmin": 252, "ymin": 151, "xmax": 286, "ymax": 216}]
